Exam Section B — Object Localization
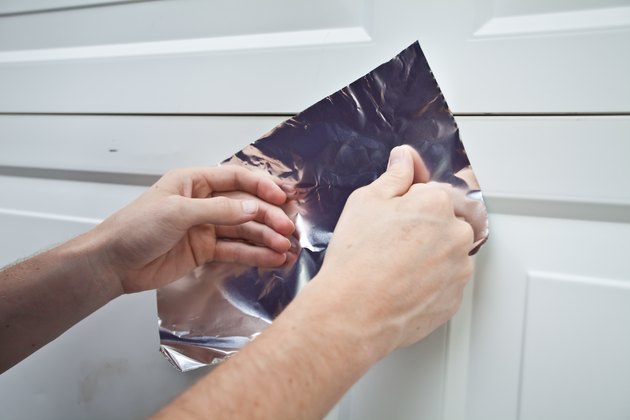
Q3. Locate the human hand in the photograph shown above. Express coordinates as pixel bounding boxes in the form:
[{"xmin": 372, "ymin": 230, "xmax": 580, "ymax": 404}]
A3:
[
  {"xmin": 313, "ymin": 145, "xmax": 474, "ymax": 359},
  {"xmin": 151, "ymin": 147, "xmax": 475, "ymax": 419},
  {"xmin": 88, "ymin": 166, "xmax": 295, "ymax": 294}
]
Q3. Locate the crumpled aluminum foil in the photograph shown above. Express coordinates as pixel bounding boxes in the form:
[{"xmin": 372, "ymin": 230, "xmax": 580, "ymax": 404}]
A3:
[{"xmin": 157, "ymin": 41, "xmax": 489, "ymax": 372}]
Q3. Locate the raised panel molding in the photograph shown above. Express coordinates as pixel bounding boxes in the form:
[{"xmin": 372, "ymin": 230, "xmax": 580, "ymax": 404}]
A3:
[
  {"xmin": 0, "ymin": 0, "xmax": 370, "ymax": 54},
  {"xmin": 466, "ymin": 215, "xmax": 630, "ymax": 420},
  {"xmin": 519, "ymin": 271, "xmax": 630, "ymax": 420},
  {"xmin": 342, "ymin": 327, "xmax": 448, "ymax": 420},
  {"xmin": 0, "ymin": 0, "xmax": 628, "ymax": 113},
  {"xmin": 494, "ymin": 0, "xmax": 627, "ymax": 16},
  {"xmin": 474, "ymin": 4, "xmax": 630, "ymax": 37},
  {"xmin": 0, "ymin": 28, "xmax": 372, "ymax": 64},
  {"xmin": 0, "ymin": 0, "xmax": 144, "ymax": 16}
]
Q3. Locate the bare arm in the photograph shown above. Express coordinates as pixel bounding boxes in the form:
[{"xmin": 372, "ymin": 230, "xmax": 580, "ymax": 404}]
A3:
[
  {"xmin": 154, "ymin": 146, "xmax": 474, "ymax": 419},
  {"xmin": 0, "ymin": 166, "xmax": 294, "ymax": 373}
]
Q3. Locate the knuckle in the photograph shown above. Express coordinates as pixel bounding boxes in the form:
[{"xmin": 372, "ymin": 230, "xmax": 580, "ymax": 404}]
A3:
[
  {"xmin": 230, "ymin": 244, "xmax": 243, "ymax": 263},
  {"xmin": 225, "ymin": 164, "xmax": 247, "ymax": 178},
  {"xmin": 162, "ymin": 194, "xmax": 185, "ymax": 213},
  {"xmin": 386, "ymin": 168, "xmax": 407, "ymax": 181},
  {"xmin": 235, "ymin": 223, "xmax": 248, "ymax": 238},
  {"xmin": 264, "ymin": 207, "xmax": 278, "ymax": 227},
  {"xmin": 261, "ymin": 228, "xmax": 273, "ymax": 246},
  {"xmin": 409, "ymin": 183, "xmax": 428, "ymax": 193},
  {"xmin": 212, "ymin": 196, "xmax": 235, "ymax": 214},
  {"xmin": 429, "ymin": 187, "xmax": 452, "ymax": 207},
  {"xmin": 163, "ymin": 167, "xmax": 186, "ymax": 180},
  {"xmin": 413, "ymin": 183, "xmax": 454, "ymax": 213},
  {"xmin": 229, "ymin": 164, "xmax": 255, "ymax": 181},
  {"xmin": 349, "ymin": 186, "xmax": 369, "ymax": 201}
]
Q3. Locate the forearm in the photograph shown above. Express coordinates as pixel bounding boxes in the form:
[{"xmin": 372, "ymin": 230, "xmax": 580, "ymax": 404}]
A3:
[
  {"xmin": 0, "ymin": 230, "xmax": 121, "ymax": 373},
  {"xmin": 154, "ymin": 273, "xmax": 385, "ymax": 420},
  {"xmin": 0, "ymin": 166, "xmax": 293, "ymax": 374}
]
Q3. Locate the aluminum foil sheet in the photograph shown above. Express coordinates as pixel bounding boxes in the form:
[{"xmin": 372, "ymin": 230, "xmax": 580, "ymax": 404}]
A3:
[{"xmin": 157, "ymin": 41, "xmax": 489, "ymax": 372}]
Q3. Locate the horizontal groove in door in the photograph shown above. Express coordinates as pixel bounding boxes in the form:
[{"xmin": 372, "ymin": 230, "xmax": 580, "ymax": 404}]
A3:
[
  {"xmin": 485, "ymin": 195, "xmax": 630, "ymax": 224},
  {"xmin": 0, "ymin": 165, "xmax": 159, "ymax": 186},
  {"xmin": 1, "ymin": 112, "xmax": 630, "ymax": 117},
  {"xmin": 1, "ymin": 165, "xmax": 628, "ymax": 224}
]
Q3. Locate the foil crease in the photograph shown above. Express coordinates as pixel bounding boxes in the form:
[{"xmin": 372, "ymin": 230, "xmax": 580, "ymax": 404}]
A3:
[{"xmin": 157, "ymin": 42, "xmax": 489, "ymax": 371}]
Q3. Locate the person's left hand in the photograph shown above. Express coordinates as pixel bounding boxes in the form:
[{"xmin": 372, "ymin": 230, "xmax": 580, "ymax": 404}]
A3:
[{"xmin": 87, "ymin": 166, "xmax": 295, "ymax": 294}]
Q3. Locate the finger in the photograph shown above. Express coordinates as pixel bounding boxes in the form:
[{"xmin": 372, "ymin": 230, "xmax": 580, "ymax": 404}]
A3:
[
  {"xmin": 369, "ymin": 145, "xmax": 415, "ymax": 198},
  {"xmin": 175, "ymin": 194, "xmax": 295, "ymax": 236},
  {"xmin": 450, "ymin": 189, "xmax": 488, "ymax": 245},
  {"xmin": 412, "ymin": 181, "xmax": 487, "ymax": 245},
  {"xmin": 216, "ymin": 222, "xmax": 292, "ymax": 253},
  {"xmin": 409, "ymin": 146, "xmax": 431, "ymax": 184},
  {"xmin": 409, "ymin": 181, "xmax": 487, "ymax": 254},
  {"xmin": 214, "ymin": 240, "xmax": 288, "ymax": 267},
  {"xmin": 205, "ymin": 165, "xmax": 287, "ymax": 205},
  {"xmin": 254, "ymin": 200, "xmax": 295, "ymax": 236},
  {"xmin": 175, "ymin": 196, "xmax": 260, "ymax": 227},
  {"xmin": 453, "ymin": 217, "xmax": 475, "ymax": 252},
  {"xmin": 281, "ymin": 243, "xmax": 300, "ymax": 269},
  {"xmin": 215, "ymin": 191, "xmax": 295, "ymax": 236},
  {"xmin": 453, "ymin": 218, "xmax": 481, "ymax": 257}
]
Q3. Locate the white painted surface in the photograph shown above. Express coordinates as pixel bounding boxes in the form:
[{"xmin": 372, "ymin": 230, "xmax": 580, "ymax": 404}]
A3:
[
  {"xmin": 467, "ymin": 216, "xmax": 630, "ymax": 420},
  {"xmin": 0, "ymin": 177, "xmax": 206, "ymax": 420},
  {"xmin": 0, "ymin": 0, "xmax": 139, "ymax": 15},
  {"xmin": 345, "ymin": 329, "xmax": 447, "ymax": 420},
  {"xmin": 519, "ymin": 272, "xmax": 630, "ymax": 420},
  {"xmin": 0, "ymin": 0, "xmax": 628, "ymax": 113},
  {"xmin": 458, "ymin": 116, "xmax": 630, "ymax": 205},
  {"xmin": 0, "ymin": 115, "xmax": 285, "ymax": 174}
]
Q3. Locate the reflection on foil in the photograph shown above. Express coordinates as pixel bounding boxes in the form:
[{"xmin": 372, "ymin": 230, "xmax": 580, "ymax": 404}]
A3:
[{"xmin": 157, "ymin": 41, "xmax": 489, "ymax": 371}]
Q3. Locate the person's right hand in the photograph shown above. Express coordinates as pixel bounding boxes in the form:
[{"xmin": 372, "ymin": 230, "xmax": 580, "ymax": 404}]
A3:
[{"xmin": 313, "ymin": 145, "xmax": 474, "ymax": 360}]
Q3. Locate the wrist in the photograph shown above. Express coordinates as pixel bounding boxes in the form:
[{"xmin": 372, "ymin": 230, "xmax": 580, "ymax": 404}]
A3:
[
  {"xmin": 161, "ymin": 270, "xmax": 387, "ymax": 419},
  {"xmin": 63, "ymin": 228, "xmax": 125, "ymax": 302},
  {"xmin": 293, "ymin": 270, "xmax": 395, "ymax": 368}
]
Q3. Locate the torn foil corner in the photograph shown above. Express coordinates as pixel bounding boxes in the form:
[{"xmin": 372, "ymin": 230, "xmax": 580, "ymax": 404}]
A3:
[{"xmin": 157, "ymin": 41, "xmax": 489, "ymax": 372}]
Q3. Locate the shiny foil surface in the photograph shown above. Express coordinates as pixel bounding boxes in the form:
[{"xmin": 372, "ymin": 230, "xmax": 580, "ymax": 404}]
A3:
[{"xmin": 157, "ymin": 42, "xmax": 489, "ymax": 372}]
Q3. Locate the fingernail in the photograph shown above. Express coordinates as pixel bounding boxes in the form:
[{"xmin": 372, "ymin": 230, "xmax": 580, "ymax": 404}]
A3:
[
  {"xmin": 387, "ymin": 146, "xmax": 405, "ymax": 170},
  {"xmin": 241, "ymin": 200, "xmax": 258, "ymax": 214}
]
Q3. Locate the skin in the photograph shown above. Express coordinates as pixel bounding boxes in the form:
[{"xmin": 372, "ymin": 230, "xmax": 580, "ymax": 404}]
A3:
[
  {"xmin": 154, "ymin": 146, "xmax": 474, "ymax": 419},
  {"xmin": 0, "ymin": 146, "xmax": 474, "ymax": 419},
  {"xmin": 0, "ymin": 166, "xmax": 295, "ymax": 372}
]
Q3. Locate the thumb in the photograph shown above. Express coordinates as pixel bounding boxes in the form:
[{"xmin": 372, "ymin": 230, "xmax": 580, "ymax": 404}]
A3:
[
  {"xmin": 370, "ymin": 146, "xmax": 415, "ymax": 197},
  {"xmin": 178, "ymin": 196, "xmax": 259, "ymax": 227}
]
